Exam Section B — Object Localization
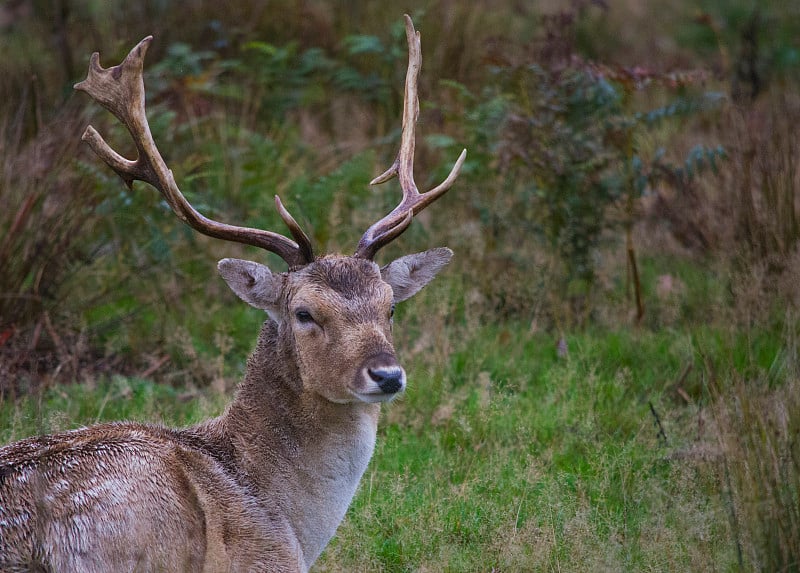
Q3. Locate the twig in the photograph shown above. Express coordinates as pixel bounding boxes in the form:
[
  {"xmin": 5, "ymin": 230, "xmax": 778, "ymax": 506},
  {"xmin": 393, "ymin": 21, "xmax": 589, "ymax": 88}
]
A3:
[
  {"xmin": 138, "ymin": 355, "xmax": 170, "ymax": 379},
  {"xmin": 626, "ymin": 229, "xmax": 645, "ymax": 324},
  {"xmin": 648, "ymin": 400, "xmax": 668, "ymax": 446},
  {"xmin": 674, "ymin": 362, "xmax": 694, "ymax": 403}
]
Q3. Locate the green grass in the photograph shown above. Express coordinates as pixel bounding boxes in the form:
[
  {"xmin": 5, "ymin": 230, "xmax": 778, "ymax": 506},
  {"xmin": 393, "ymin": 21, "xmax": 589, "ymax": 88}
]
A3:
[
  {"xmin": 318, "ymin": 325, "xmax": 742, "ymax": 571},
  {"xmin": 5, "ymin": 321, "xmax": 791, "ymax": 571},
  {"xmin": 0, "ymin": 377, "xmax": 225, "ymax": 444},
  {"xmin": 2, "ymin": 2, "xmax": 799, "ymax": 570}
]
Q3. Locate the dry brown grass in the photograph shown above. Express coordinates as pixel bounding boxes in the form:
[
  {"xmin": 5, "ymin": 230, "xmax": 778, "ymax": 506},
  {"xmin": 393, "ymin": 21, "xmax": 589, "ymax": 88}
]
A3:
[
  {"xmin": 712, "ymin": 373, "xmax": 800, "ymax": 572},
  {"xmin": 0, "ymin": 101, "xmax": 110, "ymax": 393}
]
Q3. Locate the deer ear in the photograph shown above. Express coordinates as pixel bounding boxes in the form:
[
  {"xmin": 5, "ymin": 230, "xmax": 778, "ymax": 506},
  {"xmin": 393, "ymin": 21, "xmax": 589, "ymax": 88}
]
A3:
[
  {"xmin": 381, "ymin": 247, "xmax": 453, "ymax": 303},
  {"xmin": 218, "ymin": 258, "xmax": 283, "ymax": 316}
]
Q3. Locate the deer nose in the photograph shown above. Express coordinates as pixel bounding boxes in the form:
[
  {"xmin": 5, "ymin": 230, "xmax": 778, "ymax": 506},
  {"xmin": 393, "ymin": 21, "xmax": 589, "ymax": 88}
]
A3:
[{"xmin": 368, "ymin": 366, "xmax": 405, "ymax": 394}]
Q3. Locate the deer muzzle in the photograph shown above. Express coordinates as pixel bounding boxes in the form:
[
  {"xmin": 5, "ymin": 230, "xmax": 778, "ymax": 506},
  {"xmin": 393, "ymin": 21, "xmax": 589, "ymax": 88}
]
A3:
[{"xmin": 355, "ymin": 352, "xmax": 406, "ymax": 402}]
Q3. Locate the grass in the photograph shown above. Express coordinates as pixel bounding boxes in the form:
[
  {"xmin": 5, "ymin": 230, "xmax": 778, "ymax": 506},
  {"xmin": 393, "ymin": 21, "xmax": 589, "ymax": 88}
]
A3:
[
  {"xmin": 0, "ymin": 377, "xmax": 226, "ymax": 444},
  {"xmin": 2, "ymin": 1, "xmax": 799, "ymax": 571},
  {"xmin": 320, "ymin": 326, "xmax": 732, "ymax": 571},
  {"xmin": 4, "ymin": 318, "xmax": 793, "ymax": 571}
]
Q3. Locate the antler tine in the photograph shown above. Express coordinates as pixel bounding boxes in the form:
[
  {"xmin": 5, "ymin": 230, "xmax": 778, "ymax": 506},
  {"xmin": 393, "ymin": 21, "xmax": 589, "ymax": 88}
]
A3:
[
  {"xmin": 75, "ymin": 36, "xmax": 313, "ymax": 269},
  {"xmin": 355, "ymin": 14, "xmax": 467, "ymax": 261}
]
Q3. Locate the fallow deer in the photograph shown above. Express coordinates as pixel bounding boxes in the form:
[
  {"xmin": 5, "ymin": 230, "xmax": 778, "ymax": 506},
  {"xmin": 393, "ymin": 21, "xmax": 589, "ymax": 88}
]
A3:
[{"xmin": 0, "ymin": 15, "xmax": 465, "ymax": 572}]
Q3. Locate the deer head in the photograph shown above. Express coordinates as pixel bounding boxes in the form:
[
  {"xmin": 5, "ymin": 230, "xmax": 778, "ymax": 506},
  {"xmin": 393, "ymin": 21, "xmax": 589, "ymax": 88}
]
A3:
[{"xmin": 74, "ymin": 15, "xmax": 465, "ymax": 407}]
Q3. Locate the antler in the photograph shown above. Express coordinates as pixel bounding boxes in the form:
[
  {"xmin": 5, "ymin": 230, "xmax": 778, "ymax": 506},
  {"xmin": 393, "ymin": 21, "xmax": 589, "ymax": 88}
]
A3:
[
  {"xmin": 354, "ymin": 15, "xmax": 467, "ymax": 260},
  {"xmin": 74, "ymin": 36, "xmax": 314, "ymax": 268}
]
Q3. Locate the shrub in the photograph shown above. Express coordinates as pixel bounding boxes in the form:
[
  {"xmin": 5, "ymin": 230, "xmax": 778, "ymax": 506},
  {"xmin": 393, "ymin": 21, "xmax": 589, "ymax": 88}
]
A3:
[{"xmin": 436, "ymin": 7, "xmax": 724, "ymax": 327}]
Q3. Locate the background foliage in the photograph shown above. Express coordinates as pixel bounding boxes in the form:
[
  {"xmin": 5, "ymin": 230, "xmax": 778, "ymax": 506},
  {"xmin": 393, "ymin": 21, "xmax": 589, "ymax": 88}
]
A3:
[{"xmin": 1, "ymin": 0, "xmax": 799, "ymax": 570}]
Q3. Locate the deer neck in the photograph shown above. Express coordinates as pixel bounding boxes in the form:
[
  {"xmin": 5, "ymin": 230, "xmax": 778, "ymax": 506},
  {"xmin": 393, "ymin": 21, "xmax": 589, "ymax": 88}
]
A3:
[{"xmin": 217, "ymin": 319, "xmax": 381, "ymax": 564}]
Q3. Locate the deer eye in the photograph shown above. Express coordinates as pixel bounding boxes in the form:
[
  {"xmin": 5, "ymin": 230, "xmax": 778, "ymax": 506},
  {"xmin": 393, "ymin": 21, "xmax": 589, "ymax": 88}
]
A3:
[
  {"xmin": 294, "ymin": 309, "xmax": 315, "ymax": 324},
  {"xmin": 390, "ymin": 304, "xmax": 396, "ymax": 319}
]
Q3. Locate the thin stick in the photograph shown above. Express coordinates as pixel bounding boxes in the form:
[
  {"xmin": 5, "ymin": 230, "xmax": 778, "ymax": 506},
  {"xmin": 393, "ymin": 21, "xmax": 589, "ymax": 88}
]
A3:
[{"xmin": 648, "ymin": 400, "xmax": 668, "ymax": 446}]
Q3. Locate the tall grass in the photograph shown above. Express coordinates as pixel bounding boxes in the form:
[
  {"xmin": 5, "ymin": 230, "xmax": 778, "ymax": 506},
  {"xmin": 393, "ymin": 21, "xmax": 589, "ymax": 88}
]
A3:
[
  {"xmin": 711, "ymin": 360, "xmax": 800, "ymax": 571},
  {"xmin": 0, "ymin": 99, "xmax": 107, "ymax": 393}
]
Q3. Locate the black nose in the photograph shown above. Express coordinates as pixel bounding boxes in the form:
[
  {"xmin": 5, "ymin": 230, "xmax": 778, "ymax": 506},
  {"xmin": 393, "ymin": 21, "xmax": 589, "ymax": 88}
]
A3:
[{"xmin": 368, "ymin": 367, "xmax": 404, "ymax": 394}]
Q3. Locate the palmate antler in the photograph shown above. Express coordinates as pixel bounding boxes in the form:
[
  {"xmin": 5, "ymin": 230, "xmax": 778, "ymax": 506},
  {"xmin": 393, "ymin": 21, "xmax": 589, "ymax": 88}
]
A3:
[
  {"xmin": 74, "ymin": 37, "xmax": 314, "ymax": 268},
  {"xmin": 76, "ymin": 15, "xmax": 464, "ymax": 266},
  {"xmin": 354, "ymin": 15, "xmax": 467, "ymax": 260}
]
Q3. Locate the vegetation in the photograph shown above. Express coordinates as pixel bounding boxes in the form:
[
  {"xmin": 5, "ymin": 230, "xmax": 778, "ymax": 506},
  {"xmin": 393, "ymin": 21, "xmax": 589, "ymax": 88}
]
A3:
[{"xmin": 2, "ymin": 0, "xmax": 799, "ymax": 570}]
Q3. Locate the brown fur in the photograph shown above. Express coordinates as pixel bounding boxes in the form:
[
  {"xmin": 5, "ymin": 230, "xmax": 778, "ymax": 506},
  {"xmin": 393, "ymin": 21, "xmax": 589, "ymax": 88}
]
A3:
[{"xmin": 0, "ymin": 252, "xmax": 451, "ymax": 572}]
